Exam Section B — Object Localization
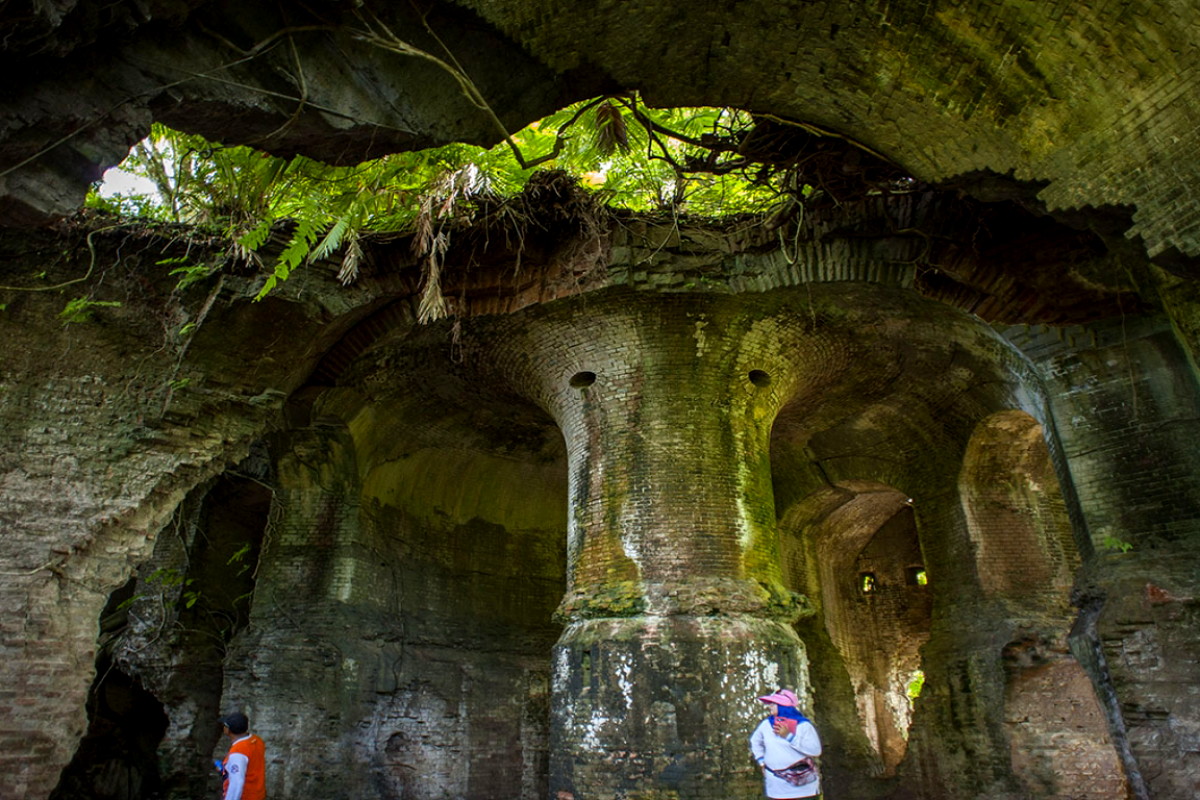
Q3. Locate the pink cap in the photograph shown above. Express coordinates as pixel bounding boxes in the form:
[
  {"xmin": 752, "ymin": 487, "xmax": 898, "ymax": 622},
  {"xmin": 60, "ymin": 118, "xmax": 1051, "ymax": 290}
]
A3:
[{"xmin": 758, "ymin": 689, "xmax": 799, "ymax": 707}]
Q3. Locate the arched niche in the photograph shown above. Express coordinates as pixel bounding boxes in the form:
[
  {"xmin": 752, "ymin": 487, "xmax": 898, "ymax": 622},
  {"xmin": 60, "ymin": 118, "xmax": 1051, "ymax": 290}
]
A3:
[
  {"xmin": 354, "ymin": 439, "xmax": 568, "ymax": 799},
  {"xmin": 781, "ymin": 481, "xmax": 931, "ymax": 776},
  {"xmin": 959, "ymin": 410, "xmax": 1127, "ymax": 796},
  {"xmin": 340, "ymin": 384, "xmax": 569, "ymax": 798},
  {"xmin": 958, "ymin": 409, "xmax": 1078, "ymax": 607},
  {"xmin": 221, "ymin": 317, "xmax": 571, "ymax": 800},
  {"xmin": 55, "ymin": 453, "xmax": 277, "ymax": 799}
]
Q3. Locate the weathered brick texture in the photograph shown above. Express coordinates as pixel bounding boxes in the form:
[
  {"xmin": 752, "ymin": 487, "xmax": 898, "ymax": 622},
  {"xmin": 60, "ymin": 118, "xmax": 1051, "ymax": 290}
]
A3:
[
  {"xmin": 1013, "ymin": 314, "xmax": 1200, "ymax": 799},
  {"xmin": 0, "ymin": 277, "xmax": 284, "ymax": 799}
]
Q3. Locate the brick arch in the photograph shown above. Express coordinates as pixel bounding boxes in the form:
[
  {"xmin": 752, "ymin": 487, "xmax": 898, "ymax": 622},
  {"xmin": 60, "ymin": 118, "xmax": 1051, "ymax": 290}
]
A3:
[
  {"xmin": 958, "ymin": 409, "xmax": 1079, "ymax": 605},
  {"xmin": 237, "ymin": 330, "xmax": 571, "ymax": 798},
  {"xmin": 781, "ymin": 481, "xmax": 931, "ymax": 776}
]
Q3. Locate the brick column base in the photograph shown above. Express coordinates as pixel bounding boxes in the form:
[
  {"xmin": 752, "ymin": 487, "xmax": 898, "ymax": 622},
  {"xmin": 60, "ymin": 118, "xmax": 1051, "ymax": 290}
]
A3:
[{"xmin": 550, "ymin": 614, "xmax": 809, "ymax": 799}]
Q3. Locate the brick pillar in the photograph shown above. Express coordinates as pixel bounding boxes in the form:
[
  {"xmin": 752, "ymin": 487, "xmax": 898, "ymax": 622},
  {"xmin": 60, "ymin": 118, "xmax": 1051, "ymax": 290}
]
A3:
[
  {"xmin": 221, "ymin": 425, "xmax": 376, "ymax": 796},
  {"xmin": 480, "ymin": 291, "xmax": 815, "ymax": 798}
]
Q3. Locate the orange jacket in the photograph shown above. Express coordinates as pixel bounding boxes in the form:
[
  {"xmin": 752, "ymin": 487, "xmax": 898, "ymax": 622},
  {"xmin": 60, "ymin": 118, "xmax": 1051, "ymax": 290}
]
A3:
[{"xmin": 223, "ymin": 734, "xmax": 266, "ymax": 800}]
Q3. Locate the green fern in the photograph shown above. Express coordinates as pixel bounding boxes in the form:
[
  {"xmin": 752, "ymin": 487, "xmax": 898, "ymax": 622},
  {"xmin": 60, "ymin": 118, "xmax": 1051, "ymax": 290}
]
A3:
[
  {"xmin": 98, "ymin": 93, "xmax": 797, "ymax": 301},
  {"xmin": 310, "ymin": 215, "xmax": 352, "ymax": 263},
  {"xmin": 59, "ymin": 297, "xmax": 121, "ymax": 324},
  {"xmin": 236, "ymin": 219, "xmax": 273, "ymax": 252}
]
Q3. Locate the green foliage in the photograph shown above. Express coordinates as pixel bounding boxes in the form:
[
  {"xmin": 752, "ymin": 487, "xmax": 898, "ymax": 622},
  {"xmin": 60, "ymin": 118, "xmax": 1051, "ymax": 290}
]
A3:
[
  {"xmin": 157, "ymin": 256, "xmax": 217, "ymax": 292},
  {"xmin": 94, "ymin": 95, "xmax": 800, "ymax": 300},
  {"xmin": 181, "ymin": 587, "xmax": 202, "ymax": 609},
  {"xmin": 236, "ymin": 219, "xmax": 273, "ymax": 252},
  {"xmin": 147, "ymin": 567, "xmax": 187, "ymax": 589},
  {"xmin": 227, "ymin": 542, "xmax": 254, "ymax": 577},
  {"xmin": 117, "ymin": 566, "xmax": 202, "ymax": 611},
  {"xmin": 59, "ymin": 297, "xmax": 121, "ymax": 324},
  {"xmin": 907, "ymin": 670, "xmax": 925, "ymax": 702},
  {"xmin": 1101, "ymin": 534, "xmax": 1134, "ymax": 554},
  {"xmin": 85, "ymin": 188, "xmax": 164, "ymax": 219},
  {"xmin": 517, "ymin": 99, "xmax": 779, "ymax": 213}
]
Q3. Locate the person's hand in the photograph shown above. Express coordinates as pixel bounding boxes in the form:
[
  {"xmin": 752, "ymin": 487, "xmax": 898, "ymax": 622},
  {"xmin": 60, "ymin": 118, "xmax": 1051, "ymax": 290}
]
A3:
[{"xmin": 772, "ymin": 719, "xmax": 789, "ymax": 737}]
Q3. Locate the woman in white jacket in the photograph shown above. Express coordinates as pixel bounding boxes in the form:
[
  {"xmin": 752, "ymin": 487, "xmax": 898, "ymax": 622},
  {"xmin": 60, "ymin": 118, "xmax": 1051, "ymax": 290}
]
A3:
[{"xmin": 749, "ymin": 689, "xmax": 822, "ymax": 799}]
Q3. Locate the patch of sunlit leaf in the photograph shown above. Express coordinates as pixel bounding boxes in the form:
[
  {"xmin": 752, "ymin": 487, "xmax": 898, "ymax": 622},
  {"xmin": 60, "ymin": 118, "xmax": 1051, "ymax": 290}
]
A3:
[{"xmin": 93, "ymin": 95, "xmax": 783, "ymax": 298}]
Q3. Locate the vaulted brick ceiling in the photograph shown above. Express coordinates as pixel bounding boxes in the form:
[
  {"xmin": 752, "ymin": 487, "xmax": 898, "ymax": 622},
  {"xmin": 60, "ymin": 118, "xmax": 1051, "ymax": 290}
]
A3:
[{"xmin": 3, "ymin": 0, "xmax": 1198, "ymax": 275}]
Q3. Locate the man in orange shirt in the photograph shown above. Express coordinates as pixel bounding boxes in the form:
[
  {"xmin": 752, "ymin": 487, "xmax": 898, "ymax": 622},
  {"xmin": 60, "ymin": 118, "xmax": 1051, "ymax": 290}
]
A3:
[{"xmin": 217, "ymin": 712, "xmax": 267, "ymax": 800}]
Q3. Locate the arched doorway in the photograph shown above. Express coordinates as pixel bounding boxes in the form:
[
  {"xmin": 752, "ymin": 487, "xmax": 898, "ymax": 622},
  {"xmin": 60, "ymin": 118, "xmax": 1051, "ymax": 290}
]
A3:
[{"xmin": 782, "ymin": 482, "xmax": 931, "ymax": 776}]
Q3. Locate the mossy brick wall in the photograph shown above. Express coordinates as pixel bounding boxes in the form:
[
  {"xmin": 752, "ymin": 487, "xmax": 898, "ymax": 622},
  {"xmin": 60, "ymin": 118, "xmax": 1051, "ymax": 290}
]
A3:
[
  {"xmin": 475, "ymin": 289, "xmax": 817, "ymax": 607},
  {"xmin": 1019, "ymin": 317, "xmax": 1200, "ymax": 554},
  {"xmin": 1154, "ymin": 267, "xmax": 1200, "ymax": 375},
  {"xmin": 905, "ymin": 620, "xmax": 1025, "ymax": 798},
  {"xmin": 477, "ymin": 282, "xmax": 1050, "ymax": 606},
  {"xmin": 1010, "ymin": 315, "xmax": 1200, "ymax": 798},
  {"xmin": 355, "ymin": 426, "xmax": 565, "ymax": 800},
  {"xmin": 471, "ymin": 289, "xmax": 818, "ymax": 797},
  {"xmin": 218, "ymin": 417, "xmax": 567, "ymax": 800},
  {"xmin": 6, "ymin": 215, "xmax": 1200, "ymax": 800},
  {"xmin": 0, "ymin": 225, "xmax": 448, "ymax": 799},
  {"xmin": 455, "ymin": 0, "xmax": 1200, "ymax": 262},
  {"xmin": 0, "ymin": 234, "xmax": 314, "ymax": 799},
  {"xmin": 551, "ymin": 616, "xmax": 809, "ymax": 800},
  {"xmin": 775, "ymin": 403, "xmax": 1109, "ymax": 800},
  {"xmin": 468, "ymin": 283, "xmax": 1118, "ymax": 799}
]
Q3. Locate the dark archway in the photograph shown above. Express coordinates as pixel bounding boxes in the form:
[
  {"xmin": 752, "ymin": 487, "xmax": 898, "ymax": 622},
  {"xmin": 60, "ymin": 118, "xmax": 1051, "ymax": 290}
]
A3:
[
  {"xmin": 50, "ymin": 655, "xmax": 169, "ymax": 800},
  {"xmin": 210, "ymin": 318, "xmax": 571, "ymax": 799},
  {"xmin": 80, "ymin": 458, "xmax": 272, "ymax": 800}
]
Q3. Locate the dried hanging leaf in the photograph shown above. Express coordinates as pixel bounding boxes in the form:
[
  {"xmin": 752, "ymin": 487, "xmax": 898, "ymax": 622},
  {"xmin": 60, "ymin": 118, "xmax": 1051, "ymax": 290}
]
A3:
[
  {"xmin": 417, "ymin": 230, "xmax": 451, "ymax": 323},
  {"xmin": 337, "ymin": 235, "xmax": 362, "ymax": 285},
  {"xmin": 412, "ymin": 195, "xmax": 434, "ymax": 257},
  {"xmin": 594, "ymin": 101, "xmax": 630, "ymax": 156}
]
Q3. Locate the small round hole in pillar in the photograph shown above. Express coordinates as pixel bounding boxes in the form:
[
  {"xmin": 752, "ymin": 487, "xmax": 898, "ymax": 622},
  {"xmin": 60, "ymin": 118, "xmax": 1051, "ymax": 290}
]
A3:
[
  {"xmin": 748, "ymin": 369, "xmax": 772, "ymax": 387},
  {"xmin": 570, "ymin": 371, "xmax": 596, "ymax": 389}
]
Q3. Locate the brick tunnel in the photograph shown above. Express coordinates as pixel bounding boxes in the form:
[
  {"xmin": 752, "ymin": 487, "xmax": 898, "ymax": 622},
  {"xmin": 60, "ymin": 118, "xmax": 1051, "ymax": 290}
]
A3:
[{"xmin": 6, "ymin": 1, "xmax": 1200, "ymax": 798}]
